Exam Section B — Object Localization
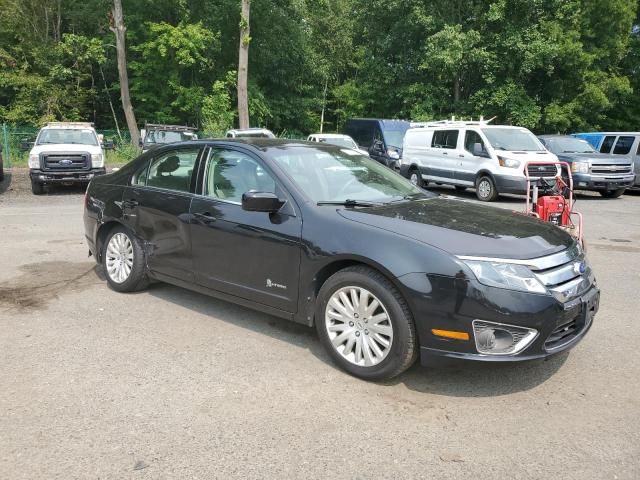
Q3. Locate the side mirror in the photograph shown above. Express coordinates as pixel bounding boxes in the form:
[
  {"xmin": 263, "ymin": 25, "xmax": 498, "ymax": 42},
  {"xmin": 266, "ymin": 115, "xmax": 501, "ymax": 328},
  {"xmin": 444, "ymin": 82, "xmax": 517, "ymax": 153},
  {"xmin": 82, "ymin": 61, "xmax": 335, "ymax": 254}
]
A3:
[
  {"xmin": 473, "ymin": 142, "xmax": 489, "ymax": 157},
  {"xmin": 242, "ymin": 191, "xmax": 285, "ymax": 213},
  {"xmin": 102, "ymin": 140, "xmax": 115, "ymax": 150},
  {"xmin": 138, "ymin": 138, "xmax": 144, "ymax": 148}
]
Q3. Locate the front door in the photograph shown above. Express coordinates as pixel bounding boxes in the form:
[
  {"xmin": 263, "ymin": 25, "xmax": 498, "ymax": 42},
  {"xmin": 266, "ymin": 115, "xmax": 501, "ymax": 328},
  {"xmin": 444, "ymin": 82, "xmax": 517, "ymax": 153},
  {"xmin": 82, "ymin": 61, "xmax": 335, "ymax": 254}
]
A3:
[
  {"xmin": 122, "ymin": 146, "xmax": 201, "ymax": 282},
  {"xmin": 189, "ymin": 147, "xmax": 302, "ymax": 313},
  {"xmin": 457, "ymin": 129, "xmax": 488, "ymax": 186}
]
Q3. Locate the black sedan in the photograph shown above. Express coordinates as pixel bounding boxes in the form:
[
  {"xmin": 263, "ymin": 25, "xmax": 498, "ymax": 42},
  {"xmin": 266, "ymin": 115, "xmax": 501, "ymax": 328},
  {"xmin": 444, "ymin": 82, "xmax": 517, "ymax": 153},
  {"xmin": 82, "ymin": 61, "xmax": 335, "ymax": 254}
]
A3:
[{"xmin": 84, "ymin": 139, "xmax": 599, "ymax": 381}]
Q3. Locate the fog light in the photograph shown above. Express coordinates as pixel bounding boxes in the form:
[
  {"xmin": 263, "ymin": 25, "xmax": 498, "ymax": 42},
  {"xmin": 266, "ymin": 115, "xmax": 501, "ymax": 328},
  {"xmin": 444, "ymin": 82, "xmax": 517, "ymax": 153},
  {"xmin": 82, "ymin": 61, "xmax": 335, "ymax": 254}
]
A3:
[{"xmin": 473, "ymin": 320, "xmax": 538, "ymax": 355}]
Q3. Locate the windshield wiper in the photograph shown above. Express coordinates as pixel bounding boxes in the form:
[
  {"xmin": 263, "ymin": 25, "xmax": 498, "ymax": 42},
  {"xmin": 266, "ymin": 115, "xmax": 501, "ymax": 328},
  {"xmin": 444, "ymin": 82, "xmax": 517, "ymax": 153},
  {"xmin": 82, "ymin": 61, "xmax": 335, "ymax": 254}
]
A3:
[{"xmin": 317, "ymin": 199, "xmax": 383, "ymax": 207}]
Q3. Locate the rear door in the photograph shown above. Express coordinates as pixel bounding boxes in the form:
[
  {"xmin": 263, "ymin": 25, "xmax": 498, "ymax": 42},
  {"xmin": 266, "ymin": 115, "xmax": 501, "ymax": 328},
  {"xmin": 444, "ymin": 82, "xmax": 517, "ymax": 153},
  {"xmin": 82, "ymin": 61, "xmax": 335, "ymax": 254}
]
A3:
[
  {"xmin": 599, "ymin": 135, "xmax": 617, "ymax": 154},
  {"xmin": 189, "ymin": 146, "xmax": 302, "ymax": 313},
  {"xmin": 426, "ymin": 129, "xmax": 460, "ymax": 183},
  {"xmin": 122, "ymin": 146, "xmax": 202, "ymax": 282}
]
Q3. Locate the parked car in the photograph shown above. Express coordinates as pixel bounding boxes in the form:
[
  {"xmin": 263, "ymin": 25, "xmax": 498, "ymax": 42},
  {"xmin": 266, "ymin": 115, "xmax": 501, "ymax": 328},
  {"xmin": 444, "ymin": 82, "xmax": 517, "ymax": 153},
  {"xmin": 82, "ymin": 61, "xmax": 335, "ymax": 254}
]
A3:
[
  {"xmin": 225, "ymin": 128, "xmax": 275, "ymax": 139},
  {"xmin": 28, "ymin": 122, "xmax": 106, "ymax": 194},
  {"xmin": 572, "ymin": 132, "xmax": 640, "ymax": 189},
  {"xmin": 344, "ymin": 118, "xmax": 411, "ymax": 168},
  {"xmin": 84, "ymin": 139, "xmax": 598, "ymax": 381},
  {"xmin": 400, "ymin": 120, "xmax": 560, "ymax": 201},
  {"xmin": 307, "ymin": 133, "xmax": 368, "ymax": 155},
  {"xmin": 140, "ymin": 124, "xmax": 198, "ymax": 153},
  {"xmin": 538, "ymin": 135, "xmax": 635, "ymax": 198}
]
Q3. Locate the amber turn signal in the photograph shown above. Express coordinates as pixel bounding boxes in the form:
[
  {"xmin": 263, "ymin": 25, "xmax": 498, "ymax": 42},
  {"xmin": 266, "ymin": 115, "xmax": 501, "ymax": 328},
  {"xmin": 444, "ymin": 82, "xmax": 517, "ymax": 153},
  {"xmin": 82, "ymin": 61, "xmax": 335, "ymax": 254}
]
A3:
[{"xmin": 431, "ymin": 329, "xmax": 470, "ymax": 341}]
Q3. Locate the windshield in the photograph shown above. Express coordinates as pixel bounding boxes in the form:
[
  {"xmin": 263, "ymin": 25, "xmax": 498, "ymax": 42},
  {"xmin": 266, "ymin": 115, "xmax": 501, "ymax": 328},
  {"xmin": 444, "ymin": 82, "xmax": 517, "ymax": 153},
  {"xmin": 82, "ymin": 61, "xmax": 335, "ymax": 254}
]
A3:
[
  {"xmin": 543, "ymin": 137, "xmax": 596, "ymax": 154},
  {"xmin": 318, "ymin": 137, "xmax": 358, "ymax": 149},
  {"xmin": 269, "ymin": 146, "xmax": 428, "ymax": 203},
  {"xmin": 37, "ymin": 129, "xmax": 98, "ymax": 146},
  {"xmin": 481, "ymin": 128, "xmax": 545, "ymax": 152},
  {"xmin": 144, "ymin": 130, "xmax": 194, "ymax": 145},
  {"xmin": 382, "ymin": 129, "xmax": 406, "ymax": 149}
]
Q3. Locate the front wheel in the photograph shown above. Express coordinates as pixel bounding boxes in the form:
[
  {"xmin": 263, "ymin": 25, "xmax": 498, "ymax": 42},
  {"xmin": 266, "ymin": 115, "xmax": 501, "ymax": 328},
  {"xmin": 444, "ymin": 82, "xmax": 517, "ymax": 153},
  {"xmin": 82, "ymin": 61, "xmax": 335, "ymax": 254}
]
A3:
[
  {"xmin": 409, "ymin": 168, "xmax": 425, "ymax": 188},
  {"xmin": 315, "ymin": 266, "xmax": 417, "ymax": 381},
  {"xmin": 475, "ymin": 175, "xmax": 499, "ymax": 202},
  {"xmin": 599, "ymin": 188, "xmax": 625, "ymax": 198},
  {"xmin": 31, "ymin": 180, "xmax": 44, "ymax": 195},
  {"xmin": 102, "ymin": 226, "xmax": 149, "ymax": 292}
]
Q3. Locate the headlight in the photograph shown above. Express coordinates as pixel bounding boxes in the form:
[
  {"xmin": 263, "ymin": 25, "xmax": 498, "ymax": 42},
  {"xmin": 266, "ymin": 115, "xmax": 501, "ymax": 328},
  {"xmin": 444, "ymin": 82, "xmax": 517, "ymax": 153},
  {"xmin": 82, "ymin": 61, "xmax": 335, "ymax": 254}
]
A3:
[
  {"xmin": 28, "ymin": 153, "xmax": 40, "ymax": 168},
  {"xmin": 387, "ymin": 149, "xmax": 400, "ymax": 160},
  {"xmin": 463, "ymin": 260, "xmax": 547, "ymax": 294},
  {"xmin": 497, "ymin": 156, "xmax": 520, "ymax": 168},
  {"xmin": 571, "ymin": 161, "xmax": 589, "ymax": 173},
  {"xmin": 91, "ymin": 153, "xmax": 104, "ymax": 167}
]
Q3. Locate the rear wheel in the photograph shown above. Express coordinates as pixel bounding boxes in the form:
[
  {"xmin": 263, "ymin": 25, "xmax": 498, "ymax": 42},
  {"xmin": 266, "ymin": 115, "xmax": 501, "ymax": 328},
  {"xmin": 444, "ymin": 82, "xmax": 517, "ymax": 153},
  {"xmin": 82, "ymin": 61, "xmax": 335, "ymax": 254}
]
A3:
[
  {"xmin": 599, "ymin": 188, "xmax": 625, "ymax": 198},
  {"xmin": 409, "ymin": 168, "xmax": 424, "ymax": 188},
  {"xmin": 102, "ymin": 226, "xmax": 149, "ymax": 292},
  {"xmin": 315, "ymin": 266, "xmax": 417, "ymax": 381},
  {"xmin": 475, "ymin": 175, "xmax": 499, "ymax": 202},
  {"xmin": 31, "ymin": 180, "xmax": 44, "ymax": 195}
]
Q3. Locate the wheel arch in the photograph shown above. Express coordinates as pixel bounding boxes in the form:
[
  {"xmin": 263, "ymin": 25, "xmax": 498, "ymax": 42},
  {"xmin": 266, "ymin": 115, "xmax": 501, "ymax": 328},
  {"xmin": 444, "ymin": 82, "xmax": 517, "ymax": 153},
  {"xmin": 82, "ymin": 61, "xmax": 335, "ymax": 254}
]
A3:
[{"xmin": 95, "ymin": 220, "xmax": 128, "ymax": 263}]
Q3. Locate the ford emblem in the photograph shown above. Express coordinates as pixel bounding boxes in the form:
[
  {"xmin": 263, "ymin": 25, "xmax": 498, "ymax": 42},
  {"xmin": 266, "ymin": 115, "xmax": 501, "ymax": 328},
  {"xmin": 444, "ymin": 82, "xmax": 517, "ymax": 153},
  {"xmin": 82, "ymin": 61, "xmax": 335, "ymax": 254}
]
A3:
[
  {"xmin": 573, "ymin": 261, "xmax": 586, "ymax": 275},
  {"xmin": 60, "ymin": 159, "xmax": 73, "ymax": 166}
]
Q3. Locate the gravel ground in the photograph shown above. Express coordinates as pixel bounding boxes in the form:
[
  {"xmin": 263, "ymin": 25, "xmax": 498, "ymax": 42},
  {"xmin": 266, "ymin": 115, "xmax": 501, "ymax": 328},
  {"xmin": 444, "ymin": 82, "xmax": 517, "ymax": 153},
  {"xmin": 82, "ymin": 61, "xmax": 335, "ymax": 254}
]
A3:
[{"xmin": 1, "ymin": 168, "xmax": 639, "ymax": 479}]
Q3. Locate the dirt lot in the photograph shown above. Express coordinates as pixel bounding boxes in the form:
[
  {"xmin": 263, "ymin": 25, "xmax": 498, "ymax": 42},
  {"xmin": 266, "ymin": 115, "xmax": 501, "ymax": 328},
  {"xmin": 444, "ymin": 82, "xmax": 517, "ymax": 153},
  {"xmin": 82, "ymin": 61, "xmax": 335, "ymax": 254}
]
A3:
[{"xmin": 1, "ymin": 168, "xmax": 639, "ymax": 479}]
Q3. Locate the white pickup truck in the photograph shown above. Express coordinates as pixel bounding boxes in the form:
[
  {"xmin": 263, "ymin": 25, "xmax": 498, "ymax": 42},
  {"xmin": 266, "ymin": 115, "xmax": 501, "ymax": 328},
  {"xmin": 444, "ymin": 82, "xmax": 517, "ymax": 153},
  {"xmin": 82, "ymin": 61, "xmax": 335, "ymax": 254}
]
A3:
[{"xmin": 28, "ymin": 122, "xmax": 106, "ymax": 194}]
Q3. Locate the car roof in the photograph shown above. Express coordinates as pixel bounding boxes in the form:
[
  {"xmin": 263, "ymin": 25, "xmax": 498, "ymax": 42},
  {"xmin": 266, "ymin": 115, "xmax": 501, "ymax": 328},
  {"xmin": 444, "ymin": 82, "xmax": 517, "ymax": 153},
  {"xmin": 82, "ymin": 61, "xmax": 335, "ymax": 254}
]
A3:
[
  {"xmin": 574, "ymin": 132, "xmax": 640, "ymax": 135},
  {"xmin": 538, "ymin": 134, "xmax": 584, "ymax": 139}
]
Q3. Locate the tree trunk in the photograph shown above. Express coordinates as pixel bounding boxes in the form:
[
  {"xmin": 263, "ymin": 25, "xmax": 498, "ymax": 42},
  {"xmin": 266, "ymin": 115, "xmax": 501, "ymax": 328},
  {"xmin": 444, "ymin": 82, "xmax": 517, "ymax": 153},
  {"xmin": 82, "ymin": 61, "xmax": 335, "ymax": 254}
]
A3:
[
  {"xmin": 110, "ymin": 0, "xmax": 140, "ymax": 147},
  {"xmin": 453, "ymin": 74, "xmax": 460, "ymax": 103},
  {"xmin": 237, "ymin": 0, "xmax": 251, "ymax": 129}
]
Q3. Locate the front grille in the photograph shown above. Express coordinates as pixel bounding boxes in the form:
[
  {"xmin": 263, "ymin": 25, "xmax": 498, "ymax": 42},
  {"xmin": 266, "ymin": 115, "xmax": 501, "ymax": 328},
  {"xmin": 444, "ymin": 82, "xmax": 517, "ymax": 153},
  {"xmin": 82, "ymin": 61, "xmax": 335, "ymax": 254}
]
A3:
[
  {"xmin": 41, "ymin": 153, "xmax": 90, "ymax": 171},
  {"xmin": 591, "ymin": 164, "xmax": 633, "ymax": 175},
  {"xmin": 528, "ymin": 245, "xmax": 593, "ymax": 302},
  {"xmin": 527, "ymin": 164, "xmax": 557, "ymax": 178}
]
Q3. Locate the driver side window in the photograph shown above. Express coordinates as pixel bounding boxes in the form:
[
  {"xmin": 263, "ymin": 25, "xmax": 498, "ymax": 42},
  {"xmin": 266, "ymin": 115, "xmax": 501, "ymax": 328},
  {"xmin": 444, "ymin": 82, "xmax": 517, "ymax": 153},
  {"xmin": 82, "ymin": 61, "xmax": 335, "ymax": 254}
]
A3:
[
  {"xmin": 205, "ymin": 149, "xmax": 276, "ymax": 203},
  {"xmin": 464, "ymin": 130, "xmax": 486, "ymax": 156}
]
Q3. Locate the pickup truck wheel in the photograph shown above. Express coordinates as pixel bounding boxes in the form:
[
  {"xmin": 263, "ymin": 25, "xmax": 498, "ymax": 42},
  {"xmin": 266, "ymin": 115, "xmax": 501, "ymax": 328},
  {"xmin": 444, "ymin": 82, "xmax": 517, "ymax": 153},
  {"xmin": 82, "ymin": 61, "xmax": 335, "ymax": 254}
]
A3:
[
  {"xmin": 102, "ymin": 227, "xmax": 149, "ymax": 292},
  {"xmin": 316, "ymin": 266, "xmax": 417, "ymax": 381},
  {"xmin": 409, "ymin": 168, "xmax": 424, "ymax": 188},
  {"xmin": 599, "ymin": 188, "xmax": 625, "ymax": 198},
  {"xmin": 31, "ymin": 180, "xmax": 44, "ymax": 195},
  {"xmin": 476, "ymin": 175, "xmax": 499, "ymax": 202}
]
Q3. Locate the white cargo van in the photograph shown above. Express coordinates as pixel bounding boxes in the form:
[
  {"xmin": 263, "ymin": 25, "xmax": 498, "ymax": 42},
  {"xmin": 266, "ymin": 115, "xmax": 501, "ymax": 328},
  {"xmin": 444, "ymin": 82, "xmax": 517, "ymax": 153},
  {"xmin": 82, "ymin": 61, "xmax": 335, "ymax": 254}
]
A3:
[{"xmin": 399, "ymin": 120, "xmax": 559, "ymax": 201}]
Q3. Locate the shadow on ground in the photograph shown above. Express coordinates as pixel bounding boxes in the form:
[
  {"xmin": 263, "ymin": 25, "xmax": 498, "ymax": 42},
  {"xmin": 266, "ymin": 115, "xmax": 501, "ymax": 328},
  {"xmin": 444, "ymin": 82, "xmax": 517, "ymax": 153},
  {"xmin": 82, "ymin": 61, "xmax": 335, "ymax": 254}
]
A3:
[{"xmin": 144, "ymin": 278, "xmax": 569, "ymax": 398}]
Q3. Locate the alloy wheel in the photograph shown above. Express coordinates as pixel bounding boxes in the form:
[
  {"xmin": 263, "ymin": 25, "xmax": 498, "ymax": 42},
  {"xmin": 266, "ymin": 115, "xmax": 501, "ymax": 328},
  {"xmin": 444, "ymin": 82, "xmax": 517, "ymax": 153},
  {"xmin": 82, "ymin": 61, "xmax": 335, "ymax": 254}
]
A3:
[
  {"xmin": 325, "ymin": 286, "xmax": 394, "ymax": 367},
  {"xmin": 478, "ymin": 179, "xmax": 492, "ymax": 199},
  {"xmin": 105, "ymin": 232, "xmax": 134, "ymax": 284}
]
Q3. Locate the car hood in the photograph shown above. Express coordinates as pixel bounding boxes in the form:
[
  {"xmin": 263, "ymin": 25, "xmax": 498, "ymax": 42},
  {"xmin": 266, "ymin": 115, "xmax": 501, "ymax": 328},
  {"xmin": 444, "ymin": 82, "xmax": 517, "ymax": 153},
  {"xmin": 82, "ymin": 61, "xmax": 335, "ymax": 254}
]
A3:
[
  {"xmin": 554, "ymin": 152, "xmax": 632, "ymax": 164},
  {"xmin": 495, "ymin": 150, "xmax": 558, "ymax": 163},
  {"xmin": 30, "ymin": 143, "xmax": 101, "ymax": 154},
  {"xmin": 337, "ymin": 197, "xmax": 574, "ymax": 260}
]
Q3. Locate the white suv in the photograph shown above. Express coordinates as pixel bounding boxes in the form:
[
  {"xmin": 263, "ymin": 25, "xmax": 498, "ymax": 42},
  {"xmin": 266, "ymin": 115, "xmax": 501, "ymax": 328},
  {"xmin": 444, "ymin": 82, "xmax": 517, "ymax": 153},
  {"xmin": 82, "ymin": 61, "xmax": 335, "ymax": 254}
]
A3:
[
  {"xmin": 399, "ymin": 120, "xmax": 559, "ymax": 201},
  {"xmin": 28, "ymin": 122, "xmax": 106, "ymax": 194}
]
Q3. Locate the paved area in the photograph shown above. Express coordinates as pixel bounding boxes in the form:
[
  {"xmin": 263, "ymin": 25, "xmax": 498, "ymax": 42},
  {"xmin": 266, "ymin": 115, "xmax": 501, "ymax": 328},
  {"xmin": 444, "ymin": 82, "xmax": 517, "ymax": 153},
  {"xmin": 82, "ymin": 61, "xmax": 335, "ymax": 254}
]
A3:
[{"xmin": 1, "ymin": 168, "xmax": 639, "ymax": 479}]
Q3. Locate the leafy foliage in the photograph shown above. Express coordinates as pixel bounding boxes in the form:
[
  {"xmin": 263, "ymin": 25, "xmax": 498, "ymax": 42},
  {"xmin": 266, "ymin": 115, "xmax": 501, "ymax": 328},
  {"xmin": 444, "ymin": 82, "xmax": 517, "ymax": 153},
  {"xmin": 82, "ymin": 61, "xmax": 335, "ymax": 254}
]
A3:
[{"xmin": 0, "ymin": 0, "xmax": 638, "ymax": 134}]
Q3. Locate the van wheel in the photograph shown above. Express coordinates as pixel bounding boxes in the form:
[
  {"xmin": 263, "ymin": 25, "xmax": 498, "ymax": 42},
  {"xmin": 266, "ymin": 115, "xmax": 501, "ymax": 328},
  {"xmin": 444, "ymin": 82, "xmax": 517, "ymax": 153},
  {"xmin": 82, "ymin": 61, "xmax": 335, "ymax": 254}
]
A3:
[
  {"xmin": 409, "ymin": 168, "xmax": 424, "ymax": 188},
  {"xmin": 316, "ymin": 266, "xmax": 417, "ymax": 381},
  {"xmin": 476, "ymin": 175, "xmax": 498, "ymax": 202},
  {"xmin": 599, "ymin": 188, "xmax": 625, "ymax": 198}
]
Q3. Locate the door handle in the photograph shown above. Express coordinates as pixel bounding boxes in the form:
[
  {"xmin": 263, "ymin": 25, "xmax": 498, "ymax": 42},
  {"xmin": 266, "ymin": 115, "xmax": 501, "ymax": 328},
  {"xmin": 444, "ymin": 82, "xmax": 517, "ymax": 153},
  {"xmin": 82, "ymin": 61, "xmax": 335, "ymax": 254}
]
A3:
[
  {"xmin": 459, "ymin": 154, "xmax": 465, "ymax": 158},
  {"xmin": 122, "ymin": 199, "xmax": 139, "ymax": 208},
  {"xmin": 193, "ymin": 212, "xmax": 216, "ymax": 223},
  {"xmin": 442, "ymin": 152, "xmax": 448, "ymax": 155}
]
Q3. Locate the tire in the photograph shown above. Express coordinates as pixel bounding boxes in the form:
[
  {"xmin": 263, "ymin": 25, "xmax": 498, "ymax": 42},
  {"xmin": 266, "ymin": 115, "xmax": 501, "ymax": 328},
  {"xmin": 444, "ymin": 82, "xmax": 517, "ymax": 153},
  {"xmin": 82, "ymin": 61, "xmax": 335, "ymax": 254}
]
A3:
[
  {"xmin": 102, "ymin": 226, "xmax": 149, "ymax": 293},
  {"xmin": 475, "ymin": 175, "xmax": 499, "ymax": 202},
  {"xmin": 599, "ymin": 188, "xmax": 625, "ymax": 198},
  {"xmin": 408, "ymin": 167, "xmax": 424, "ymax": 188},
  {"xmin": 315, "ymin": 266, "xmax": 418, "ymax": 381},
  {"xmin": 31, "ymin": 180, "xmax": 44, "ymax": 195},
  {"xmin": 454, "ymin": 186, "xmax": 467, "ymax": 192}
]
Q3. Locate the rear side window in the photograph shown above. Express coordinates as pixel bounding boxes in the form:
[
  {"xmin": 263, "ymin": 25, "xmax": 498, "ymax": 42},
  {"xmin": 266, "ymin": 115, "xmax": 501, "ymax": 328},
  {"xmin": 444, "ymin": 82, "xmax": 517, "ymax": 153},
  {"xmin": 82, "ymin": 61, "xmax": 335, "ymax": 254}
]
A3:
[
  {"xmin": 637, "ymin": 141, "xmax": 640, "ymax": 155},
  {"xmin": 600, "ymin": 136, "xmax": 616, "ymax": 153},
  {"xmin": 613, "ymin": 136, "xmax": 635, "ymax": 155},
  {"xmin": 432, "ymin": 130, "xmax": 459, "ymax": 149},
  {"xmin": 145, "ymin": 148, "xmax": 200, "ymax": 192}
]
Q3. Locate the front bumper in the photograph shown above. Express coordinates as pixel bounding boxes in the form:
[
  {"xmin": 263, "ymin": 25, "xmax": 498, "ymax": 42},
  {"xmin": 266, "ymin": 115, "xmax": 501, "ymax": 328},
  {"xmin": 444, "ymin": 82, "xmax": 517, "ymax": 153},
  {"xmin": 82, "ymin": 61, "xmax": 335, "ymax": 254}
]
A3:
[
  {"xmin": 572, "ymin": 173, "xmax": 636, "ymax": 191},
  {"xmin": 493, "ymin": 174, "xmax": 528, "ymax": 194},
  {"xmin": 30, "ymin": 167, "xmax": 106, "ymax": 184},
  {"xmin": 396, "ymin": 272, "xmax": 599, "ymax": 365}
]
